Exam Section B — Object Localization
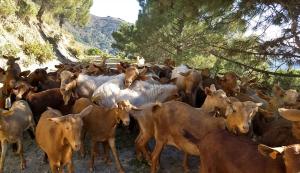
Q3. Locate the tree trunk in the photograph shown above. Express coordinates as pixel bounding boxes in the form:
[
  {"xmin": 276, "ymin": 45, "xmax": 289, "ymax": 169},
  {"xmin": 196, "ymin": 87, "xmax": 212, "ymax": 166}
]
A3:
[
  {"xmin": 37, "ymin": 2, "xmax": 46, "ymax": 22},
  {"xmin": 59, "ymin": 14, "xmax": 65, "ymax": 28}
]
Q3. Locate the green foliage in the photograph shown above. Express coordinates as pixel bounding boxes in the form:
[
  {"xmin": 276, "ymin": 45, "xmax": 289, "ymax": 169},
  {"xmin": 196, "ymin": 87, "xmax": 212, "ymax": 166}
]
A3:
[
  {"xmin": 67, "ymin": 46, "xmax": 82, "ymax": 58},
  {"xmin": 270, "ymin": 70, "xmax": 300, "ymax": 89},
  {"xmin": 112, "ymin": 23, "xmax": 137, "ymax": 56},
  {"xmin": 0, "ymin": 43, "xmax": 21, "ymax": 57},
  {"xmin": 17, "ymin": 0, "xmax": 38, "ymax": 19},
  {"xmin": 65, "ymin": 15, "xmax": 124, "ymax": 54},
  {"xmin": 186, "ymin": 55, "xmax": 217, "ymax": 69},
  {"xmin": 84, "ymin": 48, "xmax": 103, "ymax": 56},
  {"xmin": 0, "ymin": 0, "xmax": 17, "ymax": 16},
  {"xmin": 48, "ymin": 33, "xmax": 62, "ymax": 43},
  {"xmin": 34, "ymin": 0, "xmax": 92, "ymax": 27},
  {"xmin": 22, "ymin": 41, "xmax": 54, "ymax": 64},
  {"xmin": 18, "ymin": 35, "xmax": 25, "ymax": 41},
  {"xmin": 4, "ymin": 23, "xmax": 16, "ymax": 33}
]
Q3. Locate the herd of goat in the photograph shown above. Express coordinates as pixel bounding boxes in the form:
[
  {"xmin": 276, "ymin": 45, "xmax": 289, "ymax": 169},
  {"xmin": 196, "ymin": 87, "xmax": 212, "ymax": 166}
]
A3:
[{"xmin": 0, "ymin": 57, "xmax": 300, "ymax": 173}]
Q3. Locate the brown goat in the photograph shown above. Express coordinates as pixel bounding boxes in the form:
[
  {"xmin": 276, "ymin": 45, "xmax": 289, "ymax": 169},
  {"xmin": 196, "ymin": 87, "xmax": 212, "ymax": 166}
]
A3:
[
  {"xmin": 259, "ymin": 144, "xmax": 300, "ymax": 173},
  {"xmin": 36, "ymin": 106, "xmax": 93, "ymax": 173},
  {"xmin": 149, "ymin": 98, "xmax": 261, "ymax": 173},
  {"xmin": 0, "ymin": 100, "xmax": 35, "ymax": 173},
  {"xmin": 183, "ymin": 129, "xmax": 284, "ymax": 173},
  {"xmin": 12, "ymin": 83, "xmax": 74, "ymax": 122},
  {"xmin": 279, "ymin": 108, "xmax": 300, "ymax": 139},
  {"xmin": 225, "ymin": 101, "xmax": 262, "ymax": 134},
  {"xmin": 130, "ymin": 85, "xmax": 229, "ymax": 166},
  {"xmin": 217, "ymin": 72, "xmax": 240, "ymax": 96},
  {"xmin": 176, "ymin": 69, "xmax": 203, "ymax": 106},
  {"xmin": 72, "ymin": 98, "xmax": 139, "ymax": 173}
]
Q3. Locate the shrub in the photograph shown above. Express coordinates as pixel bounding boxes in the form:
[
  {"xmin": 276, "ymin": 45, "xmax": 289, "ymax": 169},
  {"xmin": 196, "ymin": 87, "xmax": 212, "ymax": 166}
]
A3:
[
  {"xmin": 18, "ymin": 35, "xmax": 25, "ymax": 41},
  {"xmin": 0, "ymin": 43, "xmax": 21, "ymax": 57},
  {"xmin": 0, "ymin": 0, "xmax": 17, "ymax": 16},
  {"xmin": 85, "ymin": 48, "xmax": 103, "ymax": 56},
  {"xmin": 17, "ymin": 0, "xmax": 38, "ymax": 19},
  {"xmin": 48, "ymin": 33, "xmax": 62, "ymax": 44},
  {"xmin": 4, "ymin": 23, "xmax": 16, "ymax": 33},
  {"xmin": 22, "ymin": 41, "xmax": 54, "ymax": 64},
  {"xmin": 68, "ymin": 47, "xmax": 82, "ymax": 58}
]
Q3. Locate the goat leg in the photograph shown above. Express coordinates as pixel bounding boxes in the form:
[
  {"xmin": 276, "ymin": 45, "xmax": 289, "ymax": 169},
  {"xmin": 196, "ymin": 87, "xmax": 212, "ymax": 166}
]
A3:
[
  {"xmin": 136, "ymin": 133, "xmax": 151, "ymax": 165},
  {"xmin": 17, "ymin": 139, "xmax": 26, "ymax": 170},
  {"xmin": 43, "ymin": 153, "xmax": 48, "ymax": 163},
  {"xmin": 183, "ymin": 153, "xmax": 190, "ymax": 173},
  {"xmin": 151, "ymin": 140, "xmax": 164, "ymax": 173},
  {"xmin": 0, "ymin": 140, "xmax": 7, "ymax": 173},
  {"xmin": 102, "ymin": 141, "xmax": 111, "ymax": 164},
  {"xmin": 89, "ymin": 140, "xmax": 97, "ymax": 172},
  {"xmin": 67, "ymin": 161, "xmax": 74, "ymax": 173},
  {"xmin": 80, "ymin": 130, "xmax": 86, "ymax": 158},
  {"xmin": 108, "ymin": 138, "xmax": 125, "ymax": 173},
  {"xmin": 135, "ymin": 133, "xmax": 143, "ymax": 160},
  {"xmin": 49, "ymin": 161, "xmax": 59, "ymax": 173}
]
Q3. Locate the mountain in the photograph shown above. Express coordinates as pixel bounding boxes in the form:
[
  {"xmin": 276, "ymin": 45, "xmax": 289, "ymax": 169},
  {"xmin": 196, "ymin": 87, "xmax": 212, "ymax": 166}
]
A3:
[{"xmin": 64, "ymin": 15, "xmax": 126, "ymax": 54}]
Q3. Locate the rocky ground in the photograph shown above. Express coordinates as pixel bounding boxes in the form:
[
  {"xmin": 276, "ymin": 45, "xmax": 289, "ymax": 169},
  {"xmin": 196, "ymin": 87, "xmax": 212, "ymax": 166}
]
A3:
[{"xmin": 3, "ymin": 128, "xmax": 199, "ymax": 173}]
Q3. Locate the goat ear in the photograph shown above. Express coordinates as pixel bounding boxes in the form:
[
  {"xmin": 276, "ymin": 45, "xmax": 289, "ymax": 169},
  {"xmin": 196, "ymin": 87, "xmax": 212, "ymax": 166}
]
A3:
[
  {"xmin": 258, "ymin": 144, "xmax": 284, "ymax": 160},
  {"xmin": 256, "ymin": 103, "xmax": 263, "ymax": 107},
  {"xmin": 137, "ymin": 75, "xmax": 148, "ymax": 81},
  {"xmin": 131, "ymin": 105, "xmax": 142, "ymax": 111},
  {"xmin": 47, "ymin": 117, "xmax": 65, "ymax": 124},
  {"xmin": 1, "ymin": 110, "xmax": 13, "ymax": 116},
  {"xmin": 225, "ymin": 105, "xmax": 234, "ymax": 117},
  {"xmin": 256, "ymin": 90, "xmax": 271, "ymax": 101},
  {"xmin": 170, "ymin": 78, "xmax": 177, "ymax": 83},
  {"xmin": 78, "ymin": 105, "xmax": 93, "ymax": 118},
  {"xmin": 179, "ymin": 71, "xmax": 191, "ymax": 77},
  {"xmin": 19, "ymin": 70, "xmax": 31, "ymax": 77},
  {"xmin": 258, "ymin": 108, "xmax": 274, "ymax": 118},
  {"xmin": 71, "ymin": 73, "xmax": 79, "ymax": 80},
  {"xmin": 152, "ymin": 103, "xmax": 162, "ymax": 112},
  {"xmin": 29, "ymin": 86, "xmax": 38, "ymax": 92},
  {"xmin": 205, "ymin": 87, "xmax": 212, "ymax": 96},
  {"xmin": 116, "ymin": 64, "xmax": 126, "ymax": 73},
  {"xmin": 139, "ymin": 67, "xmax": 147, "ymax": 75},
  {"xmin": 209, "ymin": 84, "xmax": 216, "ymax": 92},
  {"xmin": 278, "ymin": 108, "xmax": 300, "ymax": 122},
  {"xmin": 65, "ymin": 80, "xmax": 77, "ymax": 91}
]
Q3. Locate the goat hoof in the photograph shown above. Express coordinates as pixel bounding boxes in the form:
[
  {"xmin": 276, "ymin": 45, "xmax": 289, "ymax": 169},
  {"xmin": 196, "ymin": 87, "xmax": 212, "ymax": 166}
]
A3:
[
  {"xmin": 21, "ymin": 160, "xmax": 26, "ymax": 170},
  {"xmin": 184, "ymin": 168, "xmax": 190, "ymax": 173},
  {"xmin": 104, "ymin": 158, "xmax": 112, "ymax": 165},
  {"xmin": 147, "ymin": 160, "xmax": 152, "ymax": 166},
  {"xmin": 89, "ymin": 166, "xmax": 95, "ymax": 173},
  {"xmin": 136, "ymin": 153, "xmax": 142, "ymax": 161},
  {"xmin": 80, "ymin": 153, "xmax": 85, "ymax": 159}
]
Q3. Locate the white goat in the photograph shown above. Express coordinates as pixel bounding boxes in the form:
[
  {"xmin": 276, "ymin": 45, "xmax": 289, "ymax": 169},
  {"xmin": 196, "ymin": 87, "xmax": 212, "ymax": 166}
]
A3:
[
  {"xmin": 60, "ymin": 70, "xmax": 124, "ymax": 104},
  {"xmin": 171, "ymin": 64, "xmax": 189, "ymax": 80},
  {"xmin": 92, "ymin": 77, "xmax": 178, "ymax": 108}
]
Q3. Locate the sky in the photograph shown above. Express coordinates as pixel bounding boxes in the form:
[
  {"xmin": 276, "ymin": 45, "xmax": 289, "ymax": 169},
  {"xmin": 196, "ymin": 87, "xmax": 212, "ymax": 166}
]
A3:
[{"xmin": 90, "ymin": 0, "xmax": 140, "ymax": 23}]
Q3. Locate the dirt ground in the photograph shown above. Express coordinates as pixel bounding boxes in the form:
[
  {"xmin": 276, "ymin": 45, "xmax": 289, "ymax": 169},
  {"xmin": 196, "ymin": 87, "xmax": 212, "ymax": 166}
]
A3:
[{"xmin": 3, "ymin": 128, "xmax": 199, "ymax": 173}]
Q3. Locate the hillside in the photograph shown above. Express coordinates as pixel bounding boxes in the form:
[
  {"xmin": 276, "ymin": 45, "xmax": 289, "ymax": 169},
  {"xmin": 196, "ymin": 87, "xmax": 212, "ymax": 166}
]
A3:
[
  {"xmin": 64, "ymin": 15, "xmax": 126, "ymax": 54},
  {"xmin": 0, "ymin": 14, "xmax": 88, "ymax": 70}
]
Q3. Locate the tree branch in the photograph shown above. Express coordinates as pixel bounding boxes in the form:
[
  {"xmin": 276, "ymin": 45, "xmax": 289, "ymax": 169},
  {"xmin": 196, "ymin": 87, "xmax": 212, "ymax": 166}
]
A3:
[{"xmin": 210, "ymin": 51, "xmax": 300, "ymax": 78}]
